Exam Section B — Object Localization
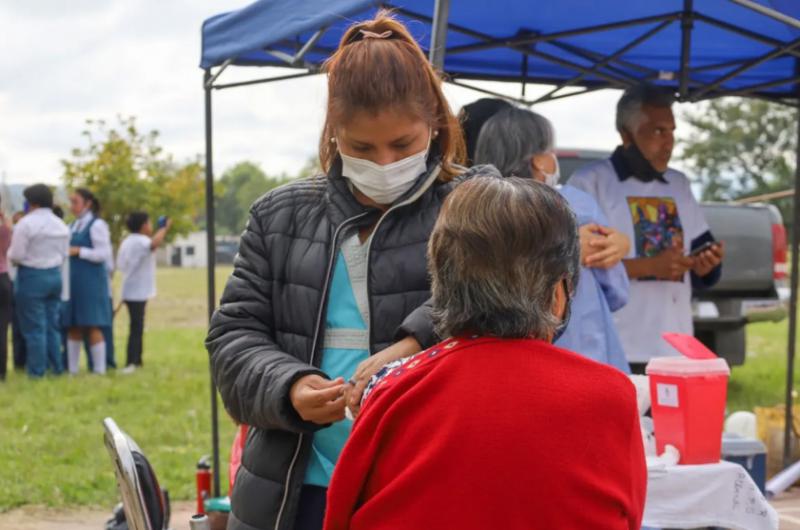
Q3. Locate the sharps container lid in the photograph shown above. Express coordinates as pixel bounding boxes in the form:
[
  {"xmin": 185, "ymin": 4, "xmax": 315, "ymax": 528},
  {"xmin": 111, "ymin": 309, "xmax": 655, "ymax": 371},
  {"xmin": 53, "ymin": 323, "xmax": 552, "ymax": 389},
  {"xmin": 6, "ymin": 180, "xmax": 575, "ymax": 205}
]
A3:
[{"xmin": 646, "ymin": 356, "xmax": 730, "ymax": 376}]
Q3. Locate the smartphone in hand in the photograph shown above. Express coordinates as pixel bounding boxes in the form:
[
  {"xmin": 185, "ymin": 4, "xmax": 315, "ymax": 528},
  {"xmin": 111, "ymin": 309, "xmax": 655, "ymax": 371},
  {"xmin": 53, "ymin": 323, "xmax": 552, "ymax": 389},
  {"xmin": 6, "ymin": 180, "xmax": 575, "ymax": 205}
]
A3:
[
  {"xmin": 690, "ymin": 241, "xmax": 717, "ymax": 257},
  {"xmin": 157, "ymin": 215, "xmax": 169, "ymax": 229}
]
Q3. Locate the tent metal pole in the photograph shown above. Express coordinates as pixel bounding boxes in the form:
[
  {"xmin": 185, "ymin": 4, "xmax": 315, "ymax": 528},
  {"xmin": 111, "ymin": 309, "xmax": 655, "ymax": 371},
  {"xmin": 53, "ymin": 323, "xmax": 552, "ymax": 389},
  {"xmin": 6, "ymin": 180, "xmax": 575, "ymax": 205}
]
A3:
[
  {"xmin": 534, "ymin": 20, "xmax": 672, "ymax": 104},
  {"xmin": 442, "ymin": 12, "xmax": 680, "ymax": 55},
  {"xmin": 679, "ymin": 0, "xmax": 694, "ymax": 99},
  {"xmin": 206, "ymin": 59, "xmax": 234, "ymax": 89},
  {"xmin": 691, "ymin": 35, "xmax": 800, "ymax": 101},
  {"xmin": 525, "ymin": 48, "xmax": 630, "ymax": 87},
  {"xmin": 429, "ymin": 0, "xmax": 450, "ymax": 69},
  {"xmin": 203, "ymin": 69, "xmax": 221, "ymax": 499},
  {"xmin": 530, "ymin": 86, "xmax": 610, "ymax": 104},
  {"xmin": 403, "ymin": 0, "xmax": 650, "ymax": 84},
  {"xmin": 447, "ymin": 79, "xmax": 531, "ymax": 104},
  {"xmin": 694, "ymin": 13, "xmax": 800, "ymax": 60},
  {"xmin": 294, "ymin": 26, "xmax": 329, "ymax": 64},
  {"xmin": 690, "ymin": 58, "xmax": 749, "ymax": 73},
  {"xmin": 212, "ymin": 71, "xmax": 318, "ymax": 90},
  {"xmin": 521, "ymin": 55, "xmax": 528, "ymax": 98},
  {"xmin": 726, "ymin": 75, "xmax": 800, "ymax": 97},
  {"xmin": 264, "ymin": 49, "xmax": 303, "ymax": 67},
  {"xmin": 547, "ymin": 41, "xmax": 652, "ymax": 82},
  {"xmin": 729, "ymin": 0, "xmax": 800, "ymax": 30},
  {"xmin": 394, "ymin": 3, "xmax": 638, "ymax": 86},
  {"xmin": 785, "ymin": 99, "xmax": 800, "ymax": 469}
]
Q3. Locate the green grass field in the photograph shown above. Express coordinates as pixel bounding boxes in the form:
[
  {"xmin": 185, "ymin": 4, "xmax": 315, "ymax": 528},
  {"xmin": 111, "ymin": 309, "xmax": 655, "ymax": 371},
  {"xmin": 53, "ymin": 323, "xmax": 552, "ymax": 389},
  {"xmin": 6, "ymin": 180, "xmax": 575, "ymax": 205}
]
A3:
[
  {"xmin": 0, "ymin": 267, "xmax": 236, "ymax": 511},
  {"xmin": 729, "ymin": 319, "xmax": 797, "ymax": 412},
  {"xmin": 0, "ymin": 266, "xmax": 796, "ymax": 511}
]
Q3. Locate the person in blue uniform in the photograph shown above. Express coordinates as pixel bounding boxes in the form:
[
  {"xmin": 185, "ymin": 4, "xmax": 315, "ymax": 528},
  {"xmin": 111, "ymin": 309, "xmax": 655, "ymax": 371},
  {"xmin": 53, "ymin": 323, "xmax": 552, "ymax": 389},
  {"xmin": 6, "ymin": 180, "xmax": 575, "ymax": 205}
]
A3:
[{"xmin": 64, "ymin": 188, "xmax": 113, "ymax": 375}]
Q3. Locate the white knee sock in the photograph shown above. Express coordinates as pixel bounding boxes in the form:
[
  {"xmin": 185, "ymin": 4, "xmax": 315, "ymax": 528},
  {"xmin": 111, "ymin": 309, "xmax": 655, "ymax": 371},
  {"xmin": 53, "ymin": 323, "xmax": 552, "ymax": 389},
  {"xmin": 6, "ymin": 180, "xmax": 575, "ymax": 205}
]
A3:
[
  {"xmin": 90, "ymin": 342, "xmax": 107, "ymax": 374},
  {"xmin": 67, "ymin": 340, "xmax": 82, "ymax": 374}
]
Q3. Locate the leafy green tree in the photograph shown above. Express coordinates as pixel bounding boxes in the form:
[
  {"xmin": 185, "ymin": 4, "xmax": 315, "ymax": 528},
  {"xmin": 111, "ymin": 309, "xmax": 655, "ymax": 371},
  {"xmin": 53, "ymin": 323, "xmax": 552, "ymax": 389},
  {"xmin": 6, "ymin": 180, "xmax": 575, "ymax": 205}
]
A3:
[
  {"xmin": 214, "ymin": 162, "xmax": 293, "ymax": 235},
  {"xmin": 61, "ymin": 117, "xmax": 204, "ymax": 246},
  {"xmin": 214, "ymin": 155, "xmax": 322, "ymax": 235},
  {"xmin": 679, "ymin": 98, "xmax": 796, "ymax": 226}
]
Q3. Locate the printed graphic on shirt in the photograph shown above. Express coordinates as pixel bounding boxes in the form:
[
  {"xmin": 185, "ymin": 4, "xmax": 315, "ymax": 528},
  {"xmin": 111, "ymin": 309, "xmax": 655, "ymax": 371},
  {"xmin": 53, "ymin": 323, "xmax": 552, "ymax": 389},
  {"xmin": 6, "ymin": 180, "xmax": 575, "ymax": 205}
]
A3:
[{"xmin": 627, "ymin": 196, "xmax": 684, "ymax": 281}]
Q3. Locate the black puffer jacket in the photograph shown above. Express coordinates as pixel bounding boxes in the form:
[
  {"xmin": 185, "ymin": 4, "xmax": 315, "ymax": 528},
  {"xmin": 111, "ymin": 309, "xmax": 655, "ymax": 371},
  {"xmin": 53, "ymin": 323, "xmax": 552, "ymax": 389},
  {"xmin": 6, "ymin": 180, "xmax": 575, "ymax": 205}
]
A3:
[{"xmin": 206, "ymin": 157, "xmax": 497, "ymax": 530}]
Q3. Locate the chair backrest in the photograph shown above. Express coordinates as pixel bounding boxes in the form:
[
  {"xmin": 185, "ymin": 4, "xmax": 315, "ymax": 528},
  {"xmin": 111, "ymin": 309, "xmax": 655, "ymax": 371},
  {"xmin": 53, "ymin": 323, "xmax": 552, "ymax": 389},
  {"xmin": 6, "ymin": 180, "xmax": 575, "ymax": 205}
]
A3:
[{"xmin": 103, "ymin": 417, "xmax": 169, "ymax": 530}]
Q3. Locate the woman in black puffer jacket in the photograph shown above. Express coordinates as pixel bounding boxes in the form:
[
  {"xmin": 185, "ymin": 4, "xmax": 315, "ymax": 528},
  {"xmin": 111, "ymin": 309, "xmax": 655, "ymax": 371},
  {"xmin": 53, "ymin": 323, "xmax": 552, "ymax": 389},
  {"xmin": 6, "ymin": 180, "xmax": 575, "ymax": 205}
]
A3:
[{"xmin": 206, "ymin": 12, "xmax": 498, "ymax": 530}]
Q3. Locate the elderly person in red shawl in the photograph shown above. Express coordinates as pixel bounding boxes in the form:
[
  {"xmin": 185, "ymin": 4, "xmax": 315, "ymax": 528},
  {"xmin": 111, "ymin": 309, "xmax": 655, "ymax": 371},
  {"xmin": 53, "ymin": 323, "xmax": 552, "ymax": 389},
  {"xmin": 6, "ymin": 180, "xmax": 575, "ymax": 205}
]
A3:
[{"xmin": 325, "ymin": 177, "xmax": 646, "ymax": 530}]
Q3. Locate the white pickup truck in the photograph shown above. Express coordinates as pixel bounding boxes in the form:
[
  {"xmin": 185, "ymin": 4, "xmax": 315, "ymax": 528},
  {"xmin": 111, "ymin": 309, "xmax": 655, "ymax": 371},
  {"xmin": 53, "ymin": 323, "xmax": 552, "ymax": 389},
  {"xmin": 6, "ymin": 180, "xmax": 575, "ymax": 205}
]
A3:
[{"xmin": 558, "ymin": 149, "xmax": 788, "ymax": 366}]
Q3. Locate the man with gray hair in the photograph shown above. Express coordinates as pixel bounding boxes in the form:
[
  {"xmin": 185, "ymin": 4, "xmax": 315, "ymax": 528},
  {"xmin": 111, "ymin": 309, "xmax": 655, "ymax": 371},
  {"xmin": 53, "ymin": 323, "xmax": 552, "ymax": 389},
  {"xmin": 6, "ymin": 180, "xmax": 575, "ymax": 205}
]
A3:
[{"xmin": 569, "ymin": 84, "xmax": 724, "ymax": 369}]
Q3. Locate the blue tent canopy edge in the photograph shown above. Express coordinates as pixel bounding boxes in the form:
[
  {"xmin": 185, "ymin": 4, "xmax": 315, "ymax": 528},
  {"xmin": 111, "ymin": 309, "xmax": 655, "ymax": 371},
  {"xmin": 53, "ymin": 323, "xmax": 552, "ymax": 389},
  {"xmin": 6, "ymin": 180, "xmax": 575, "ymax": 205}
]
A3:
[{"xmin": 201, "ymin": 0, "xmax": 800, "ymax": 102}]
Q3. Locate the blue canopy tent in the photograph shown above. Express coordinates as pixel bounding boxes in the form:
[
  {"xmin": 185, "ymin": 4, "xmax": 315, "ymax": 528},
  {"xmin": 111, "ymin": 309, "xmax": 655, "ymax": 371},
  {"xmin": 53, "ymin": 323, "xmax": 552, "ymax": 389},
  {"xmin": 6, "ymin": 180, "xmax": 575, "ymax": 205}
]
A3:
[{"xmin": 200, "ymin": 0, "xmax": 800, "ymax": 497}]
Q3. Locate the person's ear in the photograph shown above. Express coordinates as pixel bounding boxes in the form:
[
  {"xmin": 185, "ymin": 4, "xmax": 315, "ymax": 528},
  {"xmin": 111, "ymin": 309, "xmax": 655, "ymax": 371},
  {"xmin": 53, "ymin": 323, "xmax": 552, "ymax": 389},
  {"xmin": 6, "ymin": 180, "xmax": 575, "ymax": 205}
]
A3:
[
  {"xmin": 530, "ymin": 157, "xmax": 539, "ymax": 176},
  {"xmin": 530, "ymin": 156, "xmax": 546, "ymax": 183},
  {"xmin": 551, "ymin": 280, "xmax": 568, "ymax": 321},
  {"xmin": 619, "ymin": 128, "xmax": 633, "ymax": 147}
]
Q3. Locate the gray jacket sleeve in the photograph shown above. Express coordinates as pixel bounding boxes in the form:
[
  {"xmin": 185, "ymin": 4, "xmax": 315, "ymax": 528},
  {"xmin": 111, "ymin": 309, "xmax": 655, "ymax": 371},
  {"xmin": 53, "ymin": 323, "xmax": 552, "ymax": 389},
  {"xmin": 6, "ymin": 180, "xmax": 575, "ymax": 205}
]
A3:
[
  {"xmin": 396, "ymin": 298, "xmax": 437, "ymax": 349},
  {"xmin": 206, "ymin": 203, "xmax": 326, "ymax": 434}
]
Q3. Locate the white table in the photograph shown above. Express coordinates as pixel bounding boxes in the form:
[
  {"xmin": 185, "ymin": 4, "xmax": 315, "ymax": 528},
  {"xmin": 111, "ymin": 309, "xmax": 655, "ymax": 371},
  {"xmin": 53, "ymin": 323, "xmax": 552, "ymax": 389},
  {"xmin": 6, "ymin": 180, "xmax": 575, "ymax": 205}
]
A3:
[{"xmin": 643, "ymin": 459, "xmax": 779, "ymax": 530}]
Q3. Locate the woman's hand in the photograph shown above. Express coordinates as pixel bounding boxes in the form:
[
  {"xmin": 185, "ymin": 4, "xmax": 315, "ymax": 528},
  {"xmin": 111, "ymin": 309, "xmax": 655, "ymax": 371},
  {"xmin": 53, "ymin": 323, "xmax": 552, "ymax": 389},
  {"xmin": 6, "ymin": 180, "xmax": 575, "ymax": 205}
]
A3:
[
  {"xmin": 346, "ymin": 336, "xmax": 422, "ymax": 418},
  {"xmin": 583, "ymin": 224, "xmax": 631, "ymax": 269},
  {"xmin": 578, "ymin": 224, "xmax": 597, "ymax": 263},
  {"xmin": 289, "ymin": 375, "xmax": 347, "ymax": 425},
  {"xmin": 69, "ymin": 246, "xmax": 81, "ymax": 257}
]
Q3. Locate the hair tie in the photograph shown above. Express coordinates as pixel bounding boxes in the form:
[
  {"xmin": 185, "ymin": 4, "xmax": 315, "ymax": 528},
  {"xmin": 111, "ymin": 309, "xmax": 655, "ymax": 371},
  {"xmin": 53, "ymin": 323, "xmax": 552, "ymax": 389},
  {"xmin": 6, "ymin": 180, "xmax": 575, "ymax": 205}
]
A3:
[{"xmin": 360, "ymin": 29, "xmax": 392, "ymax": 40}]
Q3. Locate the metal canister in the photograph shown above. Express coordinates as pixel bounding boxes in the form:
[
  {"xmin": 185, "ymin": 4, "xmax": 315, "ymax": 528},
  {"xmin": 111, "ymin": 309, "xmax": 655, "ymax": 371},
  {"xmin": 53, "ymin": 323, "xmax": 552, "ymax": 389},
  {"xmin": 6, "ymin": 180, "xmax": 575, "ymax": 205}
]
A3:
[
  {"xmin": 196, "ymin": 456, "xmax": 212, "ymax": 514},
  {"xmin": 189, "ymin": 513, "xmax": 211, "ymax": 530}
]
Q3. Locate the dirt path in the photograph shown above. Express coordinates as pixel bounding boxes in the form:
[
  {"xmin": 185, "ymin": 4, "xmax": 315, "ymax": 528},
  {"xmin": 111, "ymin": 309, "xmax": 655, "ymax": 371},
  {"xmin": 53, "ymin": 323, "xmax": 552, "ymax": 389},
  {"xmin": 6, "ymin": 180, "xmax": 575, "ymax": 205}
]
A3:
[
  {"xmin": 0, "ymin": 501, "xmax": 195, "ymax": 530},
  {"xmin": 6, "ymin": 491, "xmax": 800, "ymax": 530}
]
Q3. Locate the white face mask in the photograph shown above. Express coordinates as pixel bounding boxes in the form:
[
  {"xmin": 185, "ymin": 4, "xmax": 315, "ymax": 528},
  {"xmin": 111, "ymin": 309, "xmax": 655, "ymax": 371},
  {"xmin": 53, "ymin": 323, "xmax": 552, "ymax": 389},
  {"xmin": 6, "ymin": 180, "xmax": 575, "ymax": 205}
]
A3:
[
  {"xmin": 540, "ymin": 152, "xmax": 561, "ymax": 188},
  {"xmin": 340, "ymin": 132, "xmax": 431, "ymax": 205}
]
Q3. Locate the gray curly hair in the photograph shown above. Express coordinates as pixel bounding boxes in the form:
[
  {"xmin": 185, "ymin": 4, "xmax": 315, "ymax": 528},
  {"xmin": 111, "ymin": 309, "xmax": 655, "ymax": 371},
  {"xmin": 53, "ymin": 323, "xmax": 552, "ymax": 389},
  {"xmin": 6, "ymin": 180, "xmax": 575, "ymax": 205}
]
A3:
[
  {"xmin": 474, "ymin": 106, "xmax": 555, "ymax": 179},
  {"xmin": 428, "ymin": 176, "xmax": 579, "ymax": 340}
]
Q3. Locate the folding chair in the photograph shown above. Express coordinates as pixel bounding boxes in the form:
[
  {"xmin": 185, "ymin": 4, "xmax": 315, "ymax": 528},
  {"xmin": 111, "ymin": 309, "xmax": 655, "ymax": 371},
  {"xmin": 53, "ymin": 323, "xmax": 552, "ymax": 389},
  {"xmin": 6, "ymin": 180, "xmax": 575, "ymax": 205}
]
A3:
[{"xmin": 103, "ymin": 417, "xmax": 171, "ymax": 530}]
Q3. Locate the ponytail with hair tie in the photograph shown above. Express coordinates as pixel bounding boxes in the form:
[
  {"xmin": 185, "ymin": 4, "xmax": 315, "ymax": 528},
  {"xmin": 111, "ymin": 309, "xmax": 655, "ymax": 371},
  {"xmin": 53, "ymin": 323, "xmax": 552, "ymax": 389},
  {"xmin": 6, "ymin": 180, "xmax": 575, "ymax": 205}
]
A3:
[
  {"xmin": 359, "ymin": 29, "xmax": 392, "ymax": 40},
  {"xmin": 75, "ymin": 187, "xmax": 101, "ymax": 216},
  {"xmin": 319, "ymin": 10, "xmax": 465, "ymax": 181}
]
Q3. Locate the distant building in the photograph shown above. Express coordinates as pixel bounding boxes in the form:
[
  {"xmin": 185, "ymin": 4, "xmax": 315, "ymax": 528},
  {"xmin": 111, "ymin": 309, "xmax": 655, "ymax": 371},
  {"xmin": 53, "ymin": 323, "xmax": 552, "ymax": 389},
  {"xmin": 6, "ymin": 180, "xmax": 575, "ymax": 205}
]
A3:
[{"xmin": 156, "ymin": 231, "xmax": 239, "ymax": 268}]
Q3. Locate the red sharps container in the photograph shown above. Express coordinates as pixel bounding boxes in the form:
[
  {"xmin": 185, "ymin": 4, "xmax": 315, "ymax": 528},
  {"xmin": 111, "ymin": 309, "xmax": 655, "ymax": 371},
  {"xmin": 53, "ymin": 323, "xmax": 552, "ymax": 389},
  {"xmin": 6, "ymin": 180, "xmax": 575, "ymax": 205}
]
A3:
[{"xmin": 646, "ymin": 333, "xmax": 730, "ymax": 465}]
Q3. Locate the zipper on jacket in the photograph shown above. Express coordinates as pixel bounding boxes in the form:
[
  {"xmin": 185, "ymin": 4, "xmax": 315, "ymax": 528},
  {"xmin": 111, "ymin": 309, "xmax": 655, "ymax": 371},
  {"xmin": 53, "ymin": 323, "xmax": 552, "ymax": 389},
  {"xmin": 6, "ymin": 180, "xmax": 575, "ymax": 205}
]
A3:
[
  {"xmin": 364, "ymin": 166, "xmax": 441, "ymax": 353},
  {"xmin": 274, "ymin": 210, "xmax": 371, "ymax": 530}
]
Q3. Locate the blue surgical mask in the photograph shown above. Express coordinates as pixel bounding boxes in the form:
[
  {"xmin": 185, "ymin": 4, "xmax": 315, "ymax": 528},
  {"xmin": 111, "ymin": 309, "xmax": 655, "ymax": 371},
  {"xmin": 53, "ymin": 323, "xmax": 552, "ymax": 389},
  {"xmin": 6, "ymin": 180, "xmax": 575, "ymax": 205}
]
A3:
[{"xmin": 23, "ymin": 200, "xmax": 30, "ymax": 214}]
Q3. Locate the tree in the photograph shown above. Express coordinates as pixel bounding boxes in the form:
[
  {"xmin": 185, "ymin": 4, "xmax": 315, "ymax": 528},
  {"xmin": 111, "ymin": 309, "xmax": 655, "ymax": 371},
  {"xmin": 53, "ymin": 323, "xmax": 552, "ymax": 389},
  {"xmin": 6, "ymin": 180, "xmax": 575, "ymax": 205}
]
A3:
[
  {"xmin": 62, "ymin": 117, "xmax": 204, "ymax": 247},
  {"xmin": 214, "ymin": 156, "xmax": 321, "ymax": 235},
  {"xmin": 679, "ymin": 98, "xmax": 796, "ymax": 226},
  {"xmin": 214, "ymin": 162, "xmax": 293, "ymax": 235}
]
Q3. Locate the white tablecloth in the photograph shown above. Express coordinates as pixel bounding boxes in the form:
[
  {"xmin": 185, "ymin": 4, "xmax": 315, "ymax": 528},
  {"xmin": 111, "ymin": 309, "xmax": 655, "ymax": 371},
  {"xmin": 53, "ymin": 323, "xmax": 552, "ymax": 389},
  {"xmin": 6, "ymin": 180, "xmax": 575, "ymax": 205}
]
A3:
[{"xmin": 643, "ymin": 459, "xmax": 779, "ymax": 530}]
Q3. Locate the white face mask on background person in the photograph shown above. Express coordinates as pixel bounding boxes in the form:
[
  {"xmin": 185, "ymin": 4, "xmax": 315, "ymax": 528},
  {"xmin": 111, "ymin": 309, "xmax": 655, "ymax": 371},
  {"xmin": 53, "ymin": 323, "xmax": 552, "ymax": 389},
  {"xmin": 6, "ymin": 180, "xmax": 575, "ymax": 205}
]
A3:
[
  {"xmin": 540, "ymin": 152, "xmax": 561, "ymax": 188},
  {"xmin": 340, "ymin": 131, "xmax": 431, "ymax": 205}
]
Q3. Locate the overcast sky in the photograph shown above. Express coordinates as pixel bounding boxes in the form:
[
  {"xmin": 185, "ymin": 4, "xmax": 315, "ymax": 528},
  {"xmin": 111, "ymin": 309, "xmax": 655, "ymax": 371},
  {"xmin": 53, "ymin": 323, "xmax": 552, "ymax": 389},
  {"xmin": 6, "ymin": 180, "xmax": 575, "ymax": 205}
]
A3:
[{"xmin": 1, "ymin": 1, "xmax": 691, "ymax": 187}]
